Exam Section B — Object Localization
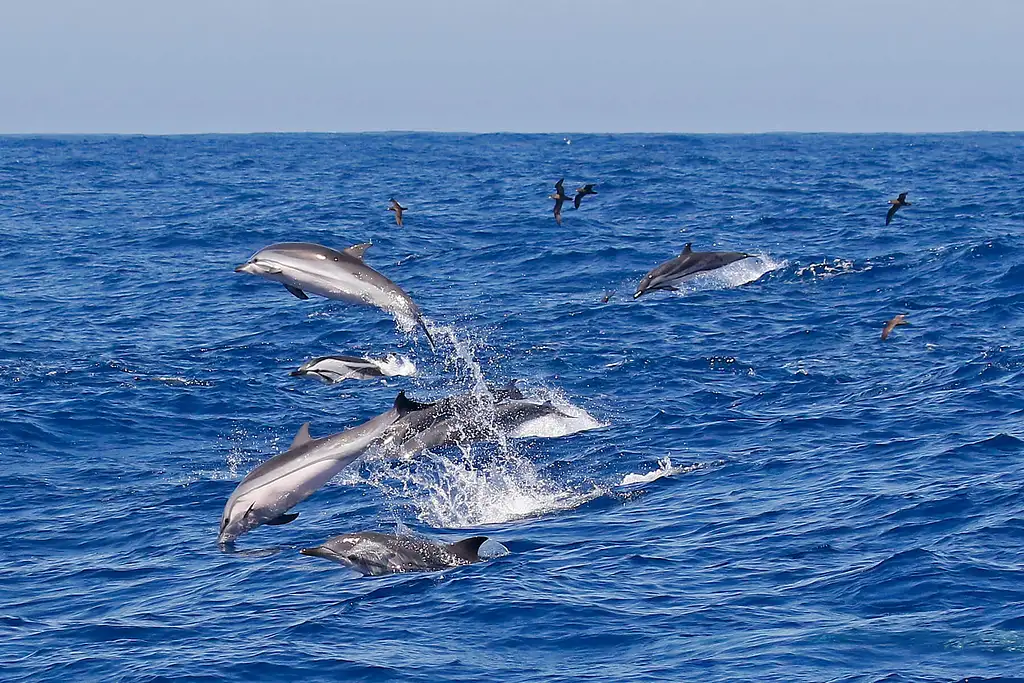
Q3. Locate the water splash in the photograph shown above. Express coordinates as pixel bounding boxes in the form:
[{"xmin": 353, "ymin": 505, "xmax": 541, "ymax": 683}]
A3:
[
  {"xmin": 618, "ymin": 457, "xmax": 722, "ymax": 487},
  {"xmin": 671, "ymin": 253, "xmax": 786, "ymax": 295}
]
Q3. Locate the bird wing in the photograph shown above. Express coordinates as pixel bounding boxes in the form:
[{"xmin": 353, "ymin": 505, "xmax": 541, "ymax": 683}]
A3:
[
  {"xmin": 886, "ymin": 204, "xmax": 898, "ymax": 225},
  {"xmin": 573, "ymin": 193, "xmax": 582, "ymax": 209},
  {"xmin": 555, "ymin": 178, "xmax": 565, "ymax": 194}
]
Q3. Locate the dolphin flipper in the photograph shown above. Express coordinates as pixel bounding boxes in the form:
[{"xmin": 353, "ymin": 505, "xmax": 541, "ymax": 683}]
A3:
[
  {"xmin": 284, "ymin": 284, "xmax": 309, "ymax": 299},
  {"xmin": 264, "ymin": 513, "xmax": 299, "ymax": 526},
  {"xmin": 447, "ymin": 536, "xmax": 488, "ymax": 562}
]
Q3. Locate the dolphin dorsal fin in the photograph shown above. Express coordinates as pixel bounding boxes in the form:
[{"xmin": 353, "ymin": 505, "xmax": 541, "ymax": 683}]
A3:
[
  {"xmin": 394, "ymin": 391, "xmax": 434, "ymax": 417},
  {"xmin": 343, "ymin": 243, "xmax": 372, "ymax": 260},
  {"xmin": 682, "ymin": 243, "xmax": 693, "ymax": 256},
  {"xmin": 448, "ymin": 536, "xmax": 488, "ymax": 562},
  {"xmin": 290, "ymin": 422, "xmax": 313, "ymax": 450}
]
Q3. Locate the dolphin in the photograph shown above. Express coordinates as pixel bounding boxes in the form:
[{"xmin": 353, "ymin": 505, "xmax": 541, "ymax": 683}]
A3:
[
  {"xmin": 217, "ymin": 391, "xmax": 432, "ymax": 546},
  {"xmin": 291, "ymin": 354, "xmax": 416, "ymax": 384},
  {"xmin": 235, "ymin": 242, "xmax": 434, "ymax": 347},
  {"xmin": 300, "ymin": 531, "xmax": 489, "ymax": 576},
  {"xmin": 633, "ymin": 243, "xmax": 753, "ymax": 299},
  {"xmin": 379, "ymin": 384, "xmax": 599, "ymax": 459}
]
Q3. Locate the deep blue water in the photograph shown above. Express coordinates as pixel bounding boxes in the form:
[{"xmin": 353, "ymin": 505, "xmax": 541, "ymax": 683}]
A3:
[{"xmin": 2, "ymin": 132, "xmax": 1024, "ymax": 682}]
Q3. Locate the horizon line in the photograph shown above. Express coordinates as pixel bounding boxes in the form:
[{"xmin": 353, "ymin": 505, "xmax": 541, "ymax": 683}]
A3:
[{"xmin": 1, "ymin": 129, "xmax": 1021, "ymax": 137}]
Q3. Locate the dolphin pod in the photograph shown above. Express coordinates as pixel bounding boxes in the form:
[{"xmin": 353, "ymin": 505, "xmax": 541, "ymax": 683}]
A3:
[
  {"xmin": 217, "ymin": 391, "xmax": 432, "ymax": 546},
  {"xmin": 235, "ymin": 241, "xmax": 434, "ymax": 348},
  {"xmin": 301, "ymin": 532, "xmax": 489, "ymax": 576},
  {"xmin": 634, "ymin": 243, "xmax": 754, "ymax": 299}
]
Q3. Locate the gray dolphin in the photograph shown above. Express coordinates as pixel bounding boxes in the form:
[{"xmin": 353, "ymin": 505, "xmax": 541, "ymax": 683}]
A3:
[
  {"xmin": 235, "ymin": 242, "xmax": 434, "ymax": 347},
  {"xmin": 217, "ymin": 391, "xmax": 432, "ymax": 546},
  {"xmin": 291, "ymin": 354, "xmax": 416, "ymax": 384},
  {"xmin": 633, "ymin": 243, "xmax": 753, "ymax": 299},
  {"xmin": 300, "ymin": 531, "xmax": 489, "ymax": 576},
  {"xmin": 379, "ymin": 384, "xmax": 598, "ymax": 459}
]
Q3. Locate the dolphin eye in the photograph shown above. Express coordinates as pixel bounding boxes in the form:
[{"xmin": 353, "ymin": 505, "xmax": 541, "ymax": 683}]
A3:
[{"xmin": 333, "ymin": 257, "xmax": 339, "ymax": 261}]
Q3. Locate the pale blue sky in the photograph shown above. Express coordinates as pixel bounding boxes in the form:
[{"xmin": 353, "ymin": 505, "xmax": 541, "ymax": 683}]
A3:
[{"xmin": 1, "ymin": 0, "xmax": 1021, "ymax": 134}]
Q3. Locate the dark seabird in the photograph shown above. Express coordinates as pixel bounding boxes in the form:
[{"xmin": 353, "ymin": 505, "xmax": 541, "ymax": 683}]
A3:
[
  {"xmin": 549, "ymin": 178, "xmax": 571, "ymax": 225},
  {"xmin": 573, "ymin": 183, "xmax": 597, "ymax": 209},
  {"xmin": 880, "ymin": 314, "xmax": 909, "ymax": 340},
  {"xmin": 388, "ymin": 198, "xmax": 407, "ymax": 227},
  {"xmin": 885, "ymin": 192, "xmax": 911, "ymax": 226}
]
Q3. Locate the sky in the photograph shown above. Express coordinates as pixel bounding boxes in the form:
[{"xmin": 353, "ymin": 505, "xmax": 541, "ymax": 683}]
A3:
[{"xmin": 1, "ymin": 0, "xmax": 1022, "ymax": 134}]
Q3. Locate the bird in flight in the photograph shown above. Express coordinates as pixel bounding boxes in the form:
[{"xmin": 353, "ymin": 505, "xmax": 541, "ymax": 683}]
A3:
[
  {"xmin": 885, "ymin": 192, "xmax": 911, "ymax": 226},
  {"xmin": 388, "ymin": 198, "xmax": 407, "ymax": 227},
  {"xmin": 549, "ymin": 178, "xmax": 571, "ymax": 225},
  {"xmin": 573, "ymin": 183, "xmax": 597, "ymax": 209},
  {"xmin": 880, "ymin": 314, "xmax": 909, "ymax": 340}
]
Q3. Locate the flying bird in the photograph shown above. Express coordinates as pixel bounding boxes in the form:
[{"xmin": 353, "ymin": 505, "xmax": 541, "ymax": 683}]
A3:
[
  {"xmin": 388, "ymin": 198, "xmax": 407, "ymax": 227},
  {"xmin": 549, "ymin": 178, "xmax": 571, "ymax": 225},
  {"xmin": 885, "ymin": 192, "xmax": 911, "ymax": 226},
  {"xmin": 573, "ymin": 183, "xmax": 597, "ymax": 209},
  {"xmin": 880, "ymin": 314, "xmax": 909, "ymax": 340}
]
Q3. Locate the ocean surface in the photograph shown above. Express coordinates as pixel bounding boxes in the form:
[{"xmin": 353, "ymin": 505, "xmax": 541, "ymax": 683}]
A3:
[{"xmin": 2, "ymin": 132, "xmax": 1024, "ymax": 682}]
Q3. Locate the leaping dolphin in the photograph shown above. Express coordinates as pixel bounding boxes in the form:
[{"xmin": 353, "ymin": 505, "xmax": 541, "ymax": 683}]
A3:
[
  {"xmin": 300, "ymin": 531, "xmax": 489, "ymax": 576},
  {"xmin": 633, "ymin": 243, "xmax": 753, "ymax": 299},
  {"xmin": 217, "ymin": 391, "xmax": 432, "ymax": 546},
  {"xmin": 291, "ymin": 354, "xmax": 416, "ymax": 384},
  {"xmin": 235, "ymin": 242, "xmax": 434, "ymax": 347}
]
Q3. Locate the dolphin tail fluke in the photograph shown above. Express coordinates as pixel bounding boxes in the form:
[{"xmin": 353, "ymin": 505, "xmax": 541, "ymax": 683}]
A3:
[
  {"xmin": 448, "ymin": 536, "xmax": 489, "ymax": 562},
  {"xmin": 394, "ymin": 391, "xmax": 434, "ymax": 417}
]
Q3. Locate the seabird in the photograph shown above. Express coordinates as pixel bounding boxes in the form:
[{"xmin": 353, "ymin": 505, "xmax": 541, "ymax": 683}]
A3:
[
  {"xmin": 573, "ymin": 183, "xmax": 597, "ymax": 209},
  {"xmin": 880, "ymin": 314, "xmax": 909, "ymax": 340},
  {"xmin": 885, "ymin": 192, "xmax": 911, "ymax": 226},
  {"xmin": 549, "ymin": 178, "xmax": 571, "ymax": 225},
  {"xmin": 388, "ymin": 198, "xmax": 407, "ymax": 227}
]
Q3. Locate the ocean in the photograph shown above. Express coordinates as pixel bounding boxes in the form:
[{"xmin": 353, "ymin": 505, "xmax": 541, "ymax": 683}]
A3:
[{"xmin": 2, "ymin": 132, "xmax": 1023, "ymax": 682}]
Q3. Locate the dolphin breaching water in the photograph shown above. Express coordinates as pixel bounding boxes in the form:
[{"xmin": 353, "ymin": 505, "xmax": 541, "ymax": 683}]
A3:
[
  {"xmin": 217, "ymin": 391, "xmax": 432, "ymax": 546},
  {"xmin": 633, "ymin": 243, "xmax": 754, "ymax": 299},
  {"xmin": 378, "ymin": 383, "xmax": 603, "ymax": 459},
  {"xmin": 291, "ymin": 354, "xmax": 417, "ymax": 384},
  {"xmin": 300, "ymin": 531, "xmax": 490, "ymax": 576},
  {"xmin": 235, "ymin": 242, "xmax": 434, "ymax": 347}
]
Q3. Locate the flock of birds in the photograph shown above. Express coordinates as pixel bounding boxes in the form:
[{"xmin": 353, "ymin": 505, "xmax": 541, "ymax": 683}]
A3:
[{"xmin": 218, "ymin": 181, "xmax": 915, "ymax": 576}]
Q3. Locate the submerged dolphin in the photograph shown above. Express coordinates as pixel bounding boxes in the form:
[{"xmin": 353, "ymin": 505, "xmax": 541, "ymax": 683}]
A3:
[
  {"xmin": 300, "ymin": 531, "xmax": 489, "ymax": 576},
  {"xmin": 217, "ymin": 391, "xmax": 432, "ymax": 546},
  {"xmin": 291, "ymin": 354, "xmax": 416, "ymax": 384},
  {"xmin": 235, "ymin": 242, "xmax": 434, "ymax": 347},
  {"xmin": 634, "ymin": 243, "xmax": 753, "ymax": 299}
]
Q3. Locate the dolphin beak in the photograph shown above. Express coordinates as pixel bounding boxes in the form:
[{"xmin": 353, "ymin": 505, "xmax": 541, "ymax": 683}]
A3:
[
  {"xmin": 234, "ymin": 262, "xmax": 251, "ymax": 273},
  {"xmin": 300, "ymin": 546, "xmax": 333, "ymax": 559},
  {"xmin": 633, "ymin": 290, "xmax": 643, "ymax": 300}
]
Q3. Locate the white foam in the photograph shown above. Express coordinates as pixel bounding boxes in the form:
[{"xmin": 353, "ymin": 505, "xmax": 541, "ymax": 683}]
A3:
[
  {"xmin": 376, "ymin": 354, "xmax": 416, "ymax": 377},
  {"xmin": 618, "ymin": 457, "xmax": 720, "ymax": 487}
]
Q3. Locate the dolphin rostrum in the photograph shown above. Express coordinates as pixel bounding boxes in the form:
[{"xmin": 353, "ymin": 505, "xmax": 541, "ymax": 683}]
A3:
[
  {"xmin": 291, "ymin": 354, "xmax": 416, "ymax": 384},
  {"xmin": 633, "ymin": 243, "xmax": 753, "ymax": 299},
  {"xmin": 300, "ymin": 531, "xmax": 490, "ymax": 576},
  {"xmin": 235, "ymin": 242, "xmax": 434, "ymax": 347},
  {"xmin": 217, "ymin": 391, "xmax": 432, "ymax": 546}
]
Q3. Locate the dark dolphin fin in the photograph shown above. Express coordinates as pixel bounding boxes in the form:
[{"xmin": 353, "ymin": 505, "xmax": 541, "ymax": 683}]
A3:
[
  {"xmin": 344, "ymin": 243, "xmax": 372, "ymax": 260},
  {"xmin": 447, "ymin": 536, "xmax": 489, "ymax": 562},
  {"xmin": 682, "ymin": 243, "xmax": 693, "ymax": 255},
  {"xmin": 264, "ymin": 513, "xmax": 299, "ymax": 526},
  {"xmin": 394, "ymin": 391, "xmax": 434, "ymax": 417},
  {"xmin": 285, "ymin": 284, "xmax": 309, "ymax": 299},
  {"xmin": 419, "ymin": 318, "xmax": 436, "ymax": 352},
  {"xmin": 290, "ymin": 422, "xmax": 313, "ymax": 450}
]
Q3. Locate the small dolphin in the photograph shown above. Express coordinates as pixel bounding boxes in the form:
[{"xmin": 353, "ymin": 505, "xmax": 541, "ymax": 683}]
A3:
[
  {"xmin": 388, "ymin": 198, "xmax": 407, "ymax": 227},
  {"xmin": 549, "ymin": 178, "xmax": 571, "ymax": 225},
  {"xmin": 573, "ymin": 183, "xmax": 597, "ymax": 209},
  {"xmin": 634, "ymin": 243, "xmax": 753, "ymax": 299},
  {"xmin": 301, "ymin": 532, "xmax": 489, "ymax": 576},
  {"xmin": 291, "ymin": 354, "xmax": 416, "ymax": 384},
  {"xmin": 235, "ymin": 242, "xmax": 433, "ymax": 347},
  {"xmin": 217, "ymin": 391, "xmax": 432, "ymax": 546},
  {"xmin": 880, "ymin": 314, "xmax": 909, "ymax": 340},
  {"xmin": 886, "ymin": 192, "xmax": 911, "ymax": 226}
]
